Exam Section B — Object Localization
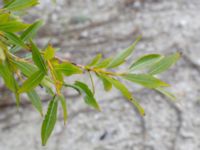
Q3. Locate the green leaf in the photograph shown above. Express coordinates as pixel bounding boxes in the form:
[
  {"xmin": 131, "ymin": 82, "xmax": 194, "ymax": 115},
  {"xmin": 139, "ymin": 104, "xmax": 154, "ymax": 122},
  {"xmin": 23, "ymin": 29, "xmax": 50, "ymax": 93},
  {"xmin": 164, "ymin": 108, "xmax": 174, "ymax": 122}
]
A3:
[
  {"xmin": 11, "ymin": 21, "xmax": 43, "ymax": 53},
  {"xmin": 107, "ymin": 36, "xmax": 141, "ymax": 68},
  {"xmin": 13, "ymin": 60, "xmax": 52, "ymax": 89},
  {"xmin": 129, "ymin": 54, "xmax": 162, "ymax": 71},
  {"xmin": 54, "ymin": 62, "xmax": 82, "ymax": 76},
  {"xmin": 102, "ymin": 75, "xmax": 132, "ymax": 99},
  {"xmin": 94, "ymin": 57, "xmax": 112, "ymax": 68},
  {"xmin": 0, "ymin": 13, "xmax": 10, "ymax": 23},
  {"xmin": 30, "ymin": 40, "xmax": 47, "ymax": 73},
  {"xmin": 18, "ymin": 70, "xmax": 45, "ymax": 93},
  {"xmin": 4, "ymin": 32, "xmax": 27, "ymax": 48},
  {"xmin": 21, "ymin": 21, "xmax": 43, "ymax": 41},
  {"xmin": 156, "ymin": 87, "xmax": 176, "ymax": 101},
  {"xmin": 129, "ymin": 97, "xmax": 145, "ymax": 116},
  {"xmin": 0, "ymin": 61, "xmax": 20, "ymax": 106},
  {"xmin": 13, "ymin": 60, "xmax": 38, "ymax": 77},
  {"xmin": 122, "ymin": 74, "xmax": 169, "ymax": 89},
  {"xmin": 0, "ymin": 61, "xmax": 16, "ymax": 91},
  {"xmin": 44, "ymin": 44, "xmax": 55, "ymax": 60},
  {"xmin": 101, "ymin": 75, "xmax": 145, "ymax": 116},
  {"xmin": 74, "ymin": 81, "xmax": 101, "ymax": 111},
  {"xmin": 87, "ymin": 54, "xmax": 102, "ymax": 66},
  {"xmin": 149, "ymin": 52, "xmax": 180, "ymax": 75},
  {"xmin": 63, "ymin": 83, "xmax": 81, "ymax": 94},
  {"xmin": 4, "ymin": 0, "xmax": 39, "ymax": 11},
  {"xmin": 97, "ymin": 74, "xmax": 112, "ymax": 91},
  {"xmin": 57, "ymin": 95, "xmax": 68, "ymax": 124},
  {"xmin": 0, "ymin": 21, "xmax": 29, "ymax": 32},
  {"xmin": 41, "ymin": 96, "xmax": 58, "ymax": 146},
  {"xmin": 27, "ymin": 90, "xmax": 43, "ymax": 116}
]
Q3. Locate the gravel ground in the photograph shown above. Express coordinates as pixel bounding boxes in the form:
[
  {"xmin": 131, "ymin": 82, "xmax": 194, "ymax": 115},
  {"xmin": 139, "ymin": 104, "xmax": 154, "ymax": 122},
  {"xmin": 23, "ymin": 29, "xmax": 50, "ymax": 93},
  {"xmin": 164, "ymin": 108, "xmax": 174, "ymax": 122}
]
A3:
[{"xmin": 1, "ymin": 0, "xmax": 200, "ymax": 150}]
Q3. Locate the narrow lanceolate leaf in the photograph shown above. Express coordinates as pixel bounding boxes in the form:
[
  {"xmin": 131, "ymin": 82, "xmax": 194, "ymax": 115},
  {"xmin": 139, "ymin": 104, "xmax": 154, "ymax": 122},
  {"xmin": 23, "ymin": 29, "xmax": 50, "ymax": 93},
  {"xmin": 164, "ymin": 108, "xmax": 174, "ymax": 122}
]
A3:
[
  {"xmin": 63, "ymin": 83, "xmax": 81, "ymax": 94},
  {"xmin": 11, "ymin": 21, "xmax": 43, "ymax": 53},
  {"xmin": 156, "ymin": 87, "xmax": 176, "ymax": 101},
  {"xmin": 0, "ymin": 21, "xmax": 29, "ymax": 32},
  {"xmin": 0, "ymin": 61, "xmax": 20, "ymax": 106},
  {"xmin": 57, "ymin": 95, "xmax": 68, "ymax": 124},
  {"xmin": 87, "ymin": 54, "xmax": 102, "ymax": 66},
  {"xmin": 21, "ymin": 21, "xmax": 43, "ymax": 41},
  {"xmin": 41, "ymin": 96, "xmax": 58, "ymax": 146},
  {"xmin": 13, "ymin": 60, "xmax": 52, "ymax": 89},
  {"xmin": 55, "ymin": 62, "xmax": 82, "ymax": 76},
  {"xmin": 94, "ymin": 57, "xmax": 112, "ymax": 69},
  {"xmin": 18, "ymin": 70, "xmax": 45, "ymax": 93},
  {"xmin": 129, "ymin": 54, "xmax": 162, "ymax": 71},
  {"xmin": 44, "ymin": 44, "xmax": 55, "ymax": 60},
  {"xmin": 97, "ymin": 74, "xmax": 112, "ymax": 91},
  {"xmin": 101, "ymin": 75, "xmax": 145, "ymax": 116},
  {"xmin": 4, "ymin": 32, "xmax": 27, "ymax": 48},
  {"xmin": 107, "ymin": 36, "xmax": 141, "ymax": 68},
  {"xmin": 27, "ymin": 90, "xmax": 43, "ymax": 116},
  {"xmin": 149, "ymin": 52, "xmax": 180, "ymax": 75},
  {"xmin": 0, "ymin": 61, "xmax": 16, "ymax": 91},
  {"xmin": 122, "ymin": 74, "xmax": 169, "ymax": 89},
  {"xmin": 13, "ymin": 60, "xmax": 38, "ymax": 77},
  {"xmin": 74, "ymin": 81, "xmax": 101, "ymax": 111},
  {"xmin": 30, "ymin": 40, "xmax": 47, "ymax": 73},
  {"xmin": 102, "ymin": 75, "xmax": 132, "ymax": 99},
  {"xmin": 4, "ymin": 0, "xmax": 39, "ymax": 11}
]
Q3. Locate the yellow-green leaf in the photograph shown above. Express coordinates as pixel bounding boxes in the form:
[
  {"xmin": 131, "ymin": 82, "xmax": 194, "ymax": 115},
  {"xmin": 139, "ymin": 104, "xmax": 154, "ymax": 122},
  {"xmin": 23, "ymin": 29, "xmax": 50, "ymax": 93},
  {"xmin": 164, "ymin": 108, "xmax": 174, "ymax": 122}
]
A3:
[
  {"xmin": 101, "ymin": 75, "xmax": 145, "ymax": 116},
  {"xmin": 74, "ymin": 81, "xmax": 101, "ymax": 111},
  {"xmin": 107, "ymin": 36, "xmax": 141, "ymax": 68},
  {"xmin": 44, "ymin": 44, "xmax": 55, "ymax": 60},
  {"xmin": 0, "ymin": 13, "xmax": 10, "ymax": 23},
  {"xmin": 156, "ymin": 87, "xmax": 176, "ymax": 101},
  {"xmin": 122, "ymin": 74, "xmax": 169, "ymax": 89},
  {"xmin": 129, "ymin": 54, "xmax": 162, "ymax": 71},
  {"xmin": 4, "ymin": 32, "xmax": 27, "ymax": 48},
  {"xmin": 18, "ymin": 70, "xmax": 45, "ymax": 93},
  {"xmin": 27, "ymin": 90, "xmax": 43, "ymax": 116},
  {"xmin": 87, "ymin": 53, "xmax": 102, "ymax": 66},
  {"xmin": 30, "ymin": 40, "xmax": 47, "ymax": 73},
  {"xmin": 0, "ymin": 61, "xmax": 20, "ymax": 106},
  {"xmin": 94, "ymin": 57, "xmax": 112, "ymax": 69},
  {"xmin": 13, "ymin": 60, "xmax": 38, "ymax": 77},
  {"xmin": 57, "ymin": 95, "xmax": 68, "ymax": 124},
  {"xmin": 11, "ymin": 21, "xmax": 43, "ymax": 53},
  {"xmin": 97, "ymin": 74, "xmax": 112, "ymax": 91},
  {"xmin": 0, "ymin": 61, "xmax": 16, "ymax": 91},
  {"xmin": 149, "ymin": 52, "xmax": 180, "ymax": 75},
  {"xmin": 4, "ymin": 0, "xmax": 39, "ymax": 11},
  {"xmin": 103, "ymin": 75, "xmax": 132, "ymax": 99},
  {"xmin": 0, "ymin": 21, "xmax": 29, "ymax": 32},
  {"xmin": 41, "ymin": 96, "xmax": 58, "ymax": 146},
  {"xmin": 55, "ymin": 62, "xmax": 82, "ymax": 76},
  {"xmin": 21, "ymin": 21, "xmax": 43, "ymax": 41}
]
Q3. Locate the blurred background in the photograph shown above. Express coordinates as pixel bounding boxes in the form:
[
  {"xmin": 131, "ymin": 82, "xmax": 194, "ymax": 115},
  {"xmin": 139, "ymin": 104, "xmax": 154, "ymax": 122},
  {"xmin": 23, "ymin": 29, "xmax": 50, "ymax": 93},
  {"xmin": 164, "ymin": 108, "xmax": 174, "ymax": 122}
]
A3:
[{"xmin": 1, "ymin": 0, "xmax": 200, "ymax": 150}]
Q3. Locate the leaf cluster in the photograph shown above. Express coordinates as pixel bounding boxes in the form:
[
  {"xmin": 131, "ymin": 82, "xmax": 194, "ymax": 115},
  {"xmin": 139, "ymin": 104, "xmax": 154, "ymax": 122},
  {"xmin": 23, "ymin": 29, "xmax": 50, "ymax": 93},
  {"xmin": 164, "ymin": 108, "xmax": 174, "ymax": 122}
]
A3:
[{"xmin": 0, "ymin": 0, "xmax": 180, "ymax": 146}]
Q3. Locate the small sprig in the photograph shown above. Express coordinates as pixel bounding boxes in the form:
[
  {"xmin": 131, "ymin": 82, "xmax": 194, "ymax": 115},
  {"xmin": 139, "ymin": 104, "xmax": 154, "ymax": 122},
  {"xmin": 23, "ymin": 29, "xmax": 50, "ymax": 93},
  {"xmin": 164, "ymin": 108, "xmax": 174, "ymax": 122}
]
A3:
[{"xmin": 0, "ymin": 0, "xmax": 180, "ymax": 146}]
